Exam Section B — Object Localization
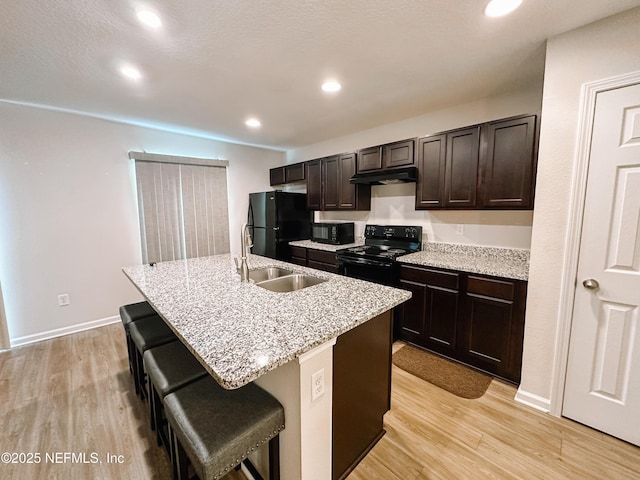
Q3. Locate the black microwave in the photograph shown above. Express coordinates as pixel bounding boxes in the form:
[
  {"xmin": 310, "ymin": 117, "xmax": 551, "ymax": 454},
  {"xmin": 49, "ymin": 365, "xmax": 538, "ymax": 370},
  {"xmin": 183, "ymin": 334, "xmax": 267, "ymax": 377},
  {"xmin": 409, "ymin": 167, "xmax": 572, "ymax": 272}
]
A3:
[{"xmin": 311, "ymin": 222, "xmax": 355, "ymax": 245}]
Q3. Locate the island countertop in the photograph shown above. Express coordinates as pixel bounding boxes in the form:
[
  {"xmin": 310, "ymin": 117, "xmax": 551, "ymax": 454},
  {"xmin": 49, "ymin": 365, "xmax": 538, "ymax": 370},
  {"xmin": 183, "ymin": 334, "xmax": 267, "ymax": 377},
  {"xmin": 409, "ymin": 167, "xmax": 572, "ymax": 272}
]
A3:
[{"xmin": 122, "ymin": 253, "xmax": 410, "ymax": 389}]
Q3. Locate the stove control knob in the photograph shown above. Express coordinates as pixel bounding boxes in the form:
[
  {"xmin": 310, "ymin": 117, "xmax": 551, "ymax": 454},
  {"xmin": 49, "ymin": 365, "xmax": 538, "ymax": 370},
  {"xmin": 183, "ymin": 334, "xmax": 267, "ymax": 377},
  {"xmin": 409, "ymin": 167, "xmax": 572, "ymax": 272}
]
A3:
[{"xmin": 405, "ymin": 227, "xmax": 417, "ymax": 238}]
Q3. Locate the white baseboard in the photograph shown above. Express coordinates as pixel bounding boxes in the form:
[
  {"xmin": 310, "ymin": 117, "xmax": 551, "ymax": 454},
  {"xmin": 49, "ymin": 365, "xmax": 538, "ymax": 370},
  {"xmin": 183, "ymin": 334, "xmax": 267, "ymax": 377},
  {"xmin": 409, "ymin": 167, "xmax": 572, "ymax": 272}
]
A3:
[
  {"xmin": 515, "ymin": 388, "xmax": 551, "ymax": 413},
  {"xmin": 10, "ymin": 315, "xmax": 120, "ymax": 348}
]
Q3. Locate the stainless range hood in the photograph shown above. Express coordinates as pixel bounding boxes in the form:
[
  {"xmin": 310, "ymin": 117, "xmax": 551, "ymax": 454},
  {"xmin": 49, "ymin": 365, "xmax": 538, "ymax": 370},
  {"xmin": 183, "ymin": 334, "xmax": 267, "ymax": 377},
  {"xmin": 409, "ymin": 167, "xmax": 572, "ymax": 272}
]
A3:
[{"xmin": 349, "ymin": 166, "xmax": 417, "ymax": 185}]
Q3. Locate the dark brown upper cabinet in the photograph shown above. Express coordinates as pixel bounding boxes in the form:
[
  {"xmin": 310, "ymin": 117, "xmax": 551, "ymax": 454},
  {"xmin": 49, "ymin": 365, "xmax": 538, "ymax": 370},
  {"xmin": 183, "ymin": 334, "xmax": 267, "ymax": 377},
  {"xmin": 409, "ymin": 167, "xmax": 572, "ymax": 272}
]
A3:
[
  {"xmin": 305, "ymin": 159, "xmax": 322, "ymax": 210},
  {"xmin": 307, "ymin": 154, "xmax": 370, "ymax": 211},
  {"xmin": 322, "ymin": 155, "xmax": 339, "ymax": 209},
  {"xmin": 415, "ymin": 114, "xmax": 538, "ymax": 210},
  {"xmin": 356, "ymin": 139, "xmax": 415, "ymax": 173},
  {"xmin": 415, "ymin": 134, "xmax": 446, "ymax": 208},
  {"xmin": 383, "ymin": 139, "xmax": 415, "ymax": 169},
  {"xmin": 444, "ymin": 126, "xmax": 480, "ymax": 208},
  {"xmin": 478, "ymin": 114, "xmax": 538, "ymax": 209},
  {"xmin": 356, "ymin": 146, "xmax": 382, "ymax": 172},
  {"xmin": 269, "ymin": 162, "xmax": 306, "ymax": 186}
]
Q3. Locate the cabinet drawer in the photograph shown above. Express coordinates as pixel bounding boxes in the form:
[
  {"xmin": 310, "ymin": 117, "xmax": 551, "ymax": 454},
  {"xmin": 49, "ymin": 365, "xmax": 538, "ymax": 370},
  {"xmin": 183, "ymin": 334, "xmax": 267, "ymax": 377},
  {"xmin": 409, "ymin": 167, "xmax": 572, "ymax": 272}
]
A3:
[
  {"xmin": 400, "ymin": 265, "xmax": 459, "ymax": 290},
  {"xmin": 290, "ymin": 246, "xmax": 307, "ymax": 260},
  {"xmin": 467, "ymin": 275, "xmax": 514, "ymax": 301},
  {"xmin": 307, "ymin": 249, "xmax": 337, "ymax": 266}
]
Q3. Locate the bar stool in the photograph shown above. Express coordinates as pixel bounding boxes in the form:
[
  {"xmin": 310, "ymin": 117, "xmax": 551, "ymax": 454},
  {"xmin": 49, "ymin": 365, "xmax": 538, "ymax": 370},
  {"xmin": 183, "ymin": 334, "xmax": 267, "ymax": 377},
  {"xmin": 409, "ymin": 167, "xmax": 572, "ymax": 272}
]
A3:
[
  {"xmin": 119, "ymin": 301, "xmax": 158, "ymax": 374},
  {"xmin": 164, "ymin": 376, "xmax": 285, "ymax": 480},
  {"xmin": 143, "ymin": 341, "xmax": 208, "ymax": 450},
  {"xmin": 128, "ymin": 315, "xmax": 177, "ymax": 399}
]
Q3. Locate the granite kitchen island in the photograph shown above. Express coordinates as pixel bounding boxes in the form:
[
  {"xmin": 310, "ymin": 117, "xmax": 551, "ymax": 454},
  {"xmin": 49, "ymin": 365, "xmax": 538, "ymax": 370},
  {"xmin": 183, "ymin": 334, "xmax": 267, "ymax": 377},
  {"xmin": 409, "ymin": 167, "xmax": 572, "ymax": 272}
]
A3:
[{"xmin": 123, "ymin": 253, "xmax": 410, "ymax": 480}]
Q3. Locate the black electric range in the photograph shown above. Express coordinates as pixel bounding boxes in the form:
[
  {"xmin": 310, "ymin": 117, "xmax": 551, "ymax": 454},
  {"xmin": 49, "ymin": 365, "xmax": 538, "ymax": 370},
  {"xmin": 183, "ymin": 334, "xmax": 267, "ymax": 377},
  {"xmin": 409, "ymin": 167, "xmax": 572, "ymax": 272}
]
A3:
[{"xmin": 337, "ymin": 224, "xmax": 422, "ymax": 286}]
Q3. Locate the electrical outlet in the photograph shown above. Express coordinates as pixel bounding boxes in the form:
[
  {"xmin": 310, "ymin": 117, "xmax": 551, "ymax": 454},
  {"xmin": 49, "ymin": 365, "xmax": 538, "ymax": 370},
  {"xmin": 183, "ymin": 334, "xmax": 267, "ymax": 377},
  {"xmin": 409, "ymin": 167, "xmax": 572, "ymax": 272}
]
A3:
[
  {"xmin": 456, "ymin": 224, "xmax": 464, "ymax": 235},
  {"xmin": 58, "ymin": 294, "xmax": 70, "ymax": 307},
  {"xmin": 311, "ymin": 368, "xmax": 325, "ymax": 401}
]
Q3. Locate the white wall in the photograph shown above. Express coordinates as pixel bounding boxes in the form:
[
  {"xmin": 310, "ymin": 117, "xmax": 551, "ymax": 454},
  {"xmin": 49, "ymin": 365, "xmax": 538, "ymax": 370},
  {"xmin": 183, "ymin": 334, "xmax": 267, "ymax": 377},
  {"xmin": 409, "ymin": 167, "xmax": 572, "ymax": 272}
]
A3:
[
  {"xmin": 286, "ymin": 87, "xmax": 542, "ymax": 249},
  {"xmin": 0, "ymin": 103, "xmax": 284, "ymax": 343},
  {"xmin": 520, "ymin": 7, "xmax": 640, "ymax": 406}
]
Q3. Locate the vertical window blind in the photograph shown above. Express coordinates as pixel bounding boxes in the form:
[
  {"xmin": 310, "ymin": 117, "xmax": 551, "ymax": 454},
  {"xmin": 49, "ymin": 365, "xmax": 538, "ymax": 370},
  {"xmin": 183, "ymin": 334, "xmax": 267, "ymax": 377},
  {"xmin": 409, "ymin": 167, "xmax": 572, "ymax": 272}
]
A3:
[{"xmin": 129, "ymin": 152, "xmax": 230, "ymax": 264}]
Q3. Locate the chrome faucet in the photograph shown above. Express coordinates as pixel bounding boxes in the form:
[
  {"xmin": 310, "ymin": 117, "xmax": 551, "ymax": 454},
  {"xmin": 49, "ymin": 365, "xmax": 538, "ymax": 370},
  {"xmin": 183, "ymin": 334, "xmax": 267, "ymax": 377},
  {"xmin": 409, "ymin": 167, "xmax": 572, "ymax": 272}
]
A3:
[{"xmin": 237, "ymin": 222, "xmax": 252, "ymax": 282}]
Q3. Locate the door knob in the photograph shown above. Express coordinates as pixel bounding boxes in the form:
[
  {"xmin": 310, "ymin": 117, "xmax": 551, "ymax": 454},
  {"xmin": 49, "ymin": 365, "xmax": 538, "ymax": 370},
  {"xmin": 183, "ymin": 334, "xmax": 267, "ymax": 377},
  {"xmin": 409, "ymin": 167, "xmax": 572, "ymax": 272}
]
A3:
[{"xmin": 582, "ymin": 278, "xmax": 600, "ymax": 290}]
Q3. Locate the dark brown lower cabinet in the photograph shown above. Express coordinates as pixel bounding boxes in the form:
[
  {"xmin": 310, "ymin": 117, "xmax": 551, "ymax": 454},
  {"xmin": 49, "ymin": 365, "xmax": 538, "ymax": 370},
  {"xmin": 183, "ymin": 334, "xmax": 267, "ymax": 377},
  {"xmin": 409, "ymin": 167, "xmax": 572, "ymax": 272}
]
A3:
[
  {"xmin": 397, "ymin": 264, "xmax": 526, "ymax": 384},
  {"xmin": 306, "ymin": 249, "xmax": 339, "ymax": 273},
  {"xmin": 290, "ymin": 246, "xmax": 307, "ymax": 266},
  {"xmin": 333, "ymin": 311, "xmax": 392, "ymax": 480},
  {"xmin": 288, "ymin": 246, "xmax": 339, "ymax": 273}
]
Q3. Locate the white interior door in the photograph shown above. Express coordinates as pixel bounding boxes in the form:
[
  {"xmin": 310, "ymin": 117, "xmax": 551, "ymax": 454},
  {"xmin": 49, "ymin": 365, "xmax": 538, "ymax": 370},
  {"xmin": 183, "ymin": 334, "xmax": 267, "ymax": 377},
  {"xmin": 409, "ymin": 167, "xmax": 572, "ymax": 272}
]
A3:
[{"xmin": 563, "ymin": 82, "xmax": 640, "ymax": 446}]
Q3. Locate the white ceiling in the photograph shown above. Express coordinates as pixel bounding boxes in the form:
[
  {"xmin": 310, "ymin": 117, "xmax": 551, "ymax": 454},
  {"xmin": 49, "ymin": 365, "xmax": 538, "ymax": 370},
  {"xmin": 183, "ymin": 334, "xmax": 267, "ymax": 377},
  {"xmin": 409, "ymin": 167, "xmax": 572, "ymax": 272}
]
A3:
[{"xmin": 2, "ymin": 0, "xmax": 640, "ymax": 150}]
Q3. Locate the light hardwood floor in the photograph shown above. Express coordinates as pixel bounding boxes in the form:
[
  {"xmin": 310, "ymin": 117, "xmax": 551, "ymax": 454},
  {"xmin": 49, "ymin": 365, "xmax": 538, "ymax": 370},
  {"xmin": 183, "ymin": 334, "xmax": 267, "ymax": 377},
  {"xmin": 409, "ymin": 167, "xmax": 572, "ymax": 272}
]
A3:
[{"xmin": 0, "ymin": 324, "xmax": 638, "ymax": 479}]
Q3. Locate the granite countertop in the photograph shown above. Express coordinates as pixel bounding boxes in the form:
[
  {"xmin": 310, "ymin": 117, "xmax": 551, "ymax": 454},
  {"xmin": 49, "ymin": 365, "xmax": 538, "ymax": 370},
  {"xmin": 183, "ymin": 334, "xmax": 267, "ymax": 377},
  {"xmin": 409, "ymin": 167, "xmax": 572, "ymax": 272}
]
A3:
[
  {"xmin": 398, "ymin": 242, "xmax": 530, "ymax": 281},
  {"xmin": 123, "ymin": 254, "xmax": 409, "ymax": 389},
  {"xmin": 289, "ymin": 239, "xmax": 365, "ymax": 252}
]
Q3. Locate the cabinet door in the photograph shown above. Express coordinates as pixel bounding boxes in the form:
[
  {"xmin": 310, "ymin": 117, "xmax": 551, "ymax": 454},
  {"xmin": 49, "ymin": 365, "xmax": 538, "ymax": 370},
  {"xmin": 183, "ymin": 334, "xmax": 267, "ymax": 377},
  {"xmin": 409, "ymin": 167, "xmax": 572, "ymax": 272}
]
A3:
[
  {"xmin": 306, "ymin": 160, "xmax": 322, "ymax": 210},
  {"xmin": 479, "ymin": 115, "xmax": 537, "ymax": 209},
  {"xmin": 383, "ymin": 139, "xmax": 415, "ymax": 169},
  {"xmin": 322, "ymin": 156, "xmax": 339, "ymax": 210},
  {"xmin": 269, "ymin": 166, "xmax": 286, "ymax": 186},
  {"xmin": 399, "ymin": 266, "xmax": 459, "ymax": 355},
  {"xmin": 357, "ymin": 146, "xmax": 382, "ymax": 172},
  {"xmin": 338, "ymin": 153, "xmax": 356, "ymax": 209},
  {"xmin": 415, "ymin": 134, "xmax": 446, "ymax": 209},
  {"xmin": 398, "ymin": 277, "xmax": 427, "ymax": 346},
  {"xmin": 444, "ymin": 127, "xmax": 480, "ymax": 208},
  {"xmin": 285, "ymin": 162, "xmax": 306, "ymax": 183},
  {"xmin": 459, "ymin": 275, "xmax": 525, "ymax": 382}
]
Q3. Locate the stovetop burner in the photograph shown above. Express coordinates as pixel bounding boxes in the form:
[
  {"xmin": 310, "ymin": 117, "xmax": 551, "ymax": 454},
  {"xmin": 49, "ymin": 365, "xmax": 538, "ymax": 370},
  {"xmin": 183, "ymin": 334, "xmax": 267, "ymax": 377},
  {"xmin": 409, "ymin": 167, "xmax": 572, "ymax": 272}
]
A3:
[{"xmin": 337, "ymin": 225, "xmax": 422, "ymax": 263}]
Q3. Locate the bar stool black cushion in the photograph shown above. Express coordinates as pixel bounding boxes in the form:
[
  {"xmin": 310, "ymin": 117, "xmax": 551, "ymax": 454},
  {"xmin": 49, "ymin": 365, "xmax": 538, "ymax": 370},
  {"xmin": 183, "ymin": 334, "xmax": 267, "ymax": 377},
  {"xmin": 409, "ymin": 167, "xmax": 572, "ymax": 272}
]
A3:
[
  {"xmin": 165, "ymin": 375, "xmax": 285, "ymax": 480},
  {"xmin": 119, "ymin": 301, "xmax": 157, "ymax": 329},
  {"xmin": 129, "ymin": 315, "xmax": 176, "ymax": 353},
  {"xmin": 144, "ymin": 341, "xmax": 208, "ymax": 448},
  {"xmin": 128, "ymin": 315, "xmax": 177, "ymax": 399},
  {"xmin": 119, "ymin": 301, "xmax": 158, "ymax": 375},
  {"xmin": 144, "ymin": 341, "xmax": 207, "ymax": 398}
]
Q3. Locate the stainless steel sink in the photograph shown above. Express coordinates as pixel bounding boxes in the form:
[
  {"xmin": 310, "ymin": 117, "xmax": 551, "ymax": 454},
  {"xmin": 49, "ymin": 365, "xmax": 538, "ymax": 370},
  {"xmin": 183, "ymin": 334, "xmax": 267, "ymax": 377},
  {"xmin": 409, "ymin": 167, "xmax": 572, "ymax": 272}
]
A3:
[
  {"xmin": 255, "ymin": 273, "xmax": 327, "ymax": 292},
  {"xmin": 248, "ymin": 267, "xmax": 294, "ymax": 283}
]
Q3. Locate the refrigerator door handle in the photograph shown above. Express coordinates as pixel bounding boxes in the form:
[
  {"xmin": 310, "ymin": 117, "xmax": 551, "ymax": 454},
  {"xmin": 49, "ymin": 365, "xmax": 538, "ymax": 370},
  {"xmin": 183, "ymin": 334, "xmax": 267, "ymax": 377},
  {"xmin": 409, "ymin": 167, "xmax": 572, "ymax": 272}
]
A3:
[{"xmin": 247, "ymin": 202, "xmax": 254, "ymax": 226}]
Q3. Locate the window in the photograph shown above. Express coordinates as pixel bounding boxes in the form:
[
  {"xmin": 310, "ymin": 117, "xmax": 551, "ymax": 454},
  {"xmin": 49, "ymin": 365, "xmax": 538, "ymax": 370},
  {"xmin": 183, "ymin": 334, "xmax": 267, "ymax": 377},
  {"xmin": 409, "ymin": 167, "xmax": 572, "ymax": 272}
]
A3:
[{"xmin": 129, "ymin": 152, "xmax": 230, "ymax": 263}]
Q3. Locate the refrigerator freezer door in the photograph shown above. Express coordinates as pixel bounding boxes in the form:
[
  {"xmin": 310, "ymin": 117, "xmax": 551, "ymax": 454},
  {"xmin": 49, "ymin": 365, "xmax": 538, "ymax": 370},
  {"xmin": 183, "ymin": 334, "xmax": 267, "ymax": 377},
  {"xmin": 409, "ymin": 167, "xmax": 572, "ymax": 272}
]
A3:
[
  {"xmin": 250, "ymin": 226, "xmax": 278, "ymax": 259},
  {"xmin": 248, "ymin": 192, "xmax": 276, "ymax": 229}
]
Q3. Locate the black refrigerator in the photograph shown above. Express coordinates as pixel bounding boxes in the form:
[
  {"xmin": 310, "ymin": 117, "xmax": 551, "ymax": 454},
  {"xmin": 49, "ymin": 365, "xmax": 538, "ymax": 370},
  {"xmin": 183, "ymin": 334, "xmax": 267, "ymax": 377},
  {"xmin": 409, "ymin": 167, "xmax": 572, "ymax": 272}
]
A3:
[{"xmin": 247, "ymin": 191, "xmax": 312, "ymax": 260}]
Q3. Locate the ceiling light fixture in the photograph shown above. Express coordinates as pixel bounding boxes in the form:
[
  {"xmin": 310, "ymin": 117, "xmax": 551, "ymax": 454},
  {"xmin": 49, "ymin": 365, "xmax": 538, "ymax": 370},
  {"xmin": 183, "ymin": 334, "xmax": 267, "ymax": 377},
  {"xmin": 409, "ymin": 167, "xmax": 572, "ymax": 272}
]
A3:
[
  {"xmin": 119, "ymin": 64, "xmax": 143, "ymax": 81},
  {"xmin": 321, "ymin": 81, "xmax": 342, "ymax": 93},
  {"xmin": 245, "ymin": 118, "xmax": 261, "ymax": 128},
  {"xmin": 136, "ymin": 9, "xmax": 162, "ymax": 28},
  {"xmin": 484, "ymin": 0, "xmax": 523, "ymax": 17}
]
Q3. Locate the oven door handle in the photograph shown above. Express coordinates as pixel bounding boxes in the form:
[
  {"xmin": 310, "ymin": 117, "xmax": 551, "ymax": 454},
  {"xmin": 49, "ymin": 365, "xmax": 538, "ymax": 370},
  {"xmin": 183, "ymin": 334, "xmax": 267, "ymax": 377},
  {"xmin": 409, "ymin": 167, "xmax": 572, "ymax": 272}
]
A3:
[{"xmin": 338, "ymin": 256, "xmax": 394, "ymax": 268}]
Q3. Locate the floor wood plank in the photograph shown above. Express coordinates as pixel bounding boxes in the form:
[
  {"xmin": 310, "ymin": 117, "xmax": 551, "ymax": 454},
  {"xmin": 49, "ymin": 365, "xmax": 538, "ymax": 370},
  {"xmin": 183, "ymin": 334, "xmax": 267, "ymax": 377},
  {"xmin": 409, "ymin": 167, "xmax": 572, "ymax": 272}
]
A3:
[{"xmin": 1, "ymin": 326, "xmax": 638, "ymax": 479}]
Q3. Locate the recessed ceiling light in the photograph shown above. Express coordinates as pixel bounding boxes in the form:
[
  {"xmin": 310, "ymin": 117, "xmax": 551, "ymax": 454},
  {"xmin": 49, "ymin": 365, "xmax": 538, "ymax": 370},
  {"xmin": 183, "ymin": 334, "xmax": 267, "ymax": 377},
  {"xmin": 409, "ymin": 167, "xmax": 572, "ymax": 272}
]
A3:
[
  {"xmin": 136, "ymin": 9, "xmax": 162, "ymax": 28},
  {"xmin": 321, "ymin": 81, "xmax": 342, "ymax": 93},
  {"xmin": 484, "ymin": 0, "xmax": 523, "ymax": 17},
  {"xmin": 119, "ymin": 64, "xmax": 142, "ymax": 81},
  {"xmin": 245, "ymin": 118, "xmax": 261, "ymax": 128}
]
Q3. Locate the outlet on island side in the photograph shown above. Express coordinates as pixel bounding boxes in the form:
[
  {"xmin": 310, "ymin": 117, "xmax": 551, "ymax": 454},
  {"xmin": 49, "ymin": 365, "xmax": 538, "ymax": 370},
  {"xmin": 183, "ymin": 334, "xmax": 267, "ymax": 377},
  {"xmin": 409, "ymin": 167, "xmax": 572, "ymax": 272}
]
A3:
[
  {"xmin": 311, "ymin": 368, "xmax": 325, "ymax": 402},
  {"xmin": 58, "ymin": 293, "xmax": 70, "ymax": 307},
  {"xmin": 456, "ymin": 224, "xmax": 464, "ymax": 235}
]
